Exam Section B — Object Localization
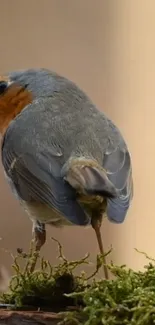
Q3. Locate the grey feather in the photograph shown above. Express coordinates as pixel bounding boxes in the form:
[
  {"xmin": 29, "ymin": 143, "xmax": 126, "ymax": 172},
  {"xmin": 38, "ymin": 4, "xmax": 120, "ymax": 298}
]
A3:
[
  {"xmin": 2, "ymin": 134, "xmax": 90, "ymax": 226},
  {"xmin": 2, "ymin": 68, "xmax": 133, "ymax": 225},
  {"xmin": 103, "ymin": 148, "xmax": 133, "ymax": 223}
]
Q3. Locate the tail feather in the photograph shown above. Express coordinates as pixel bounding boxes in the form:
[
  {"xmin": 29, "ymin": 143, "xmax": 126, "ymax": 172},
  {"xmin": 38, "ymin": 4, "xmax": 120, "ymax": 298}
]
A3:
[{"xmin": 62, "ymin": 158, "xmax": 118, "ymax": 198}]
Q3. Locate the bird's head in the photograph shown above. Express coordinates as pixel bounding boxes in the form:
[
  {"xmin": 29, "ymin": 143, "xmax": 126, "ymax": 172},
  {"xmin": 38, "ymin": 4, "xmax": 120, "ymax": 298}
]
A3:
[{"xmin": 0, "ymin": 76, "xmax": 33, "ymax": 135}]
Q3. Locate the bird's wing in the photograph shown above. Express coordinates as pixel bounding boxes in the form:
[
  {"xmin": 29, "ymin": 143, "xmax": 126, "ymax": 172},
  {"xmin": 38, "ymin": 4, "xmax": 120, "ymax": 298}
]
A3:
[
  {"xmin": 1, "ymin": 129, "xmax": 90, "ymax": 226},
  {"xmin": 103, "ymin": 140, "xmax": 133, "ymax": 223}
]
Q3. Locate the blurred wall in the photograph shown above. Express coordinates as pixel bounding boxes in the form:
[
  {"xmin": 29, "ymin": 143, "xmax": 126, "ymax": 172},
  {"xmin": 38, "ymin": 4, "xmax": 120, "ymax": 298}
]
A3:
[{"xmin": 0, "ymin": 0, "xmax": 154, "ymax": 275}]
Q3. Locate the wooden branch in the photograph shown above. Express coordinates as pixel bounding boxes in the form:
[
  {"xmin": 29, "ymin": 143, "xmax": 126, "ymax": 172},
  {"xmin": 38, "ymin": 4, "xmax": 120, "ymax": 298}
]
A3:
[{"xmin": 0, "ymin": 310, "xmax": 63, "ymax": 325}]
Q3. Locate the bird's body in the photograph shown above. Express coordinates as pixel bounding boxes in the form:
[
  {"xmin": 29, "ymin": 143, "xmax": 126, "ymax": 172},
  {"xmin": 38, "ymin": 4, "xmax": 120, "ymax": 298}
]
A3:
[{"xmin": 0, "ymin": 69, "xmax": 133, "ymax": 276}]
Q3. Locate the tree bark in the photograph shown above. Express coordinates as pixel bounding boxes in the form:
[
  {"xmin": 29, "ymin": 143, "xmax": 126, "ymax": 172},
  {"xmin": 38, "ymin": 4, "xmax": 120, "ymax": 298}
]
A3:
[{"xmin": 0, "ymin": 310, "xmax": 63, "ymax": 325}]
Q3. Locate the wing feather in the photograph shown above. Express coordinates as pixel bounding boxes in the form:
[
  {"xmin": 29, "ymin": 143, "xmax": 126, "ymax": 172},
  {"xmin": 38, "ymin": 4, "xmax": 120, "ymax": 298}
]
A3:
[
  {"xmin": 103, "ymin": 146, "xmax": 133, "ymax": 223},
  {"xmin": 2, "ymin": 132, "xmax": 90, "ymax": 226}
]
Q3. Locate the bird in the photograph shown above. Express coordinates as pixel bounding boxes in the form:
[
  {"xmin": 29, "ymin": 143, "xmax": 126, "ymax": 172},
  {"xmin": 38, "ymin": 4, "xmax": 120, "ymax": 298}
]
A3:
[{"xmin": 0, "ymin": 69, "xmax": 133, "ymax": 278}]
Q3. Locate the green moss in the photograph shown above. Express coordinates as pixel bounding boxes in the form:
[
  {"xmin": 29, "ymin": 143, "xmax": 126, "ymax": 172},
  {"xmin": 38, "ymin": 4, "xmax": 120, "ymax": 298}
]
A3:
[
  {"xmin": 0, "ymin": 238, "xmax": 90, "ymax": 311},
  {"xmin": 1, "ymin": 241, "xmax": 155, "ymax": 324},
  {"xmin": 63, "ymin": 250, "xmax": 155, "ymax": 324}
]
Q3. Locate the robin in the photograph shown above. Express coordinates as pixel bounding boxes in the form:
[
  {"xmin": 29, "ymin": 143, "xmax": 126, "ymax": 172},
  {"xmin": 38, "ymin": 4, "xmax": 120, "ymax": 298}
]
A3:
[{"xmin": 0, "ymin": 69, "xmax": 133, "ymax": 278}]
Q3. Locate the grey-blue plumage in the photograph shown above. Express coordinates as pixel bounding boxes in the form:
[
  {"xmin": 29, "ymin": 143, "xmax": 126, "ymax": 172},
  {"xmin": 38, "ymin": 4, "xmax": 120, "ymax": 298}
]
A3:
[{"xmin": 1, "ymin": 68, "xmax": 133, "ymax": 229}]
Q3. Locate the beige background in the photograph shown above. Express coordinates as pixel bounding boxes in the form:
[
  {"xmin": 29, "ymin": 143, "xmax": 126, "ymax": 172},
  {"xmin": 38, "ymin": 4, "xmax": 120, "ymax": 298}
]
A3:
[{"xmin": 0, "ymin": 0, "xmax": 154, "ymax": 275}]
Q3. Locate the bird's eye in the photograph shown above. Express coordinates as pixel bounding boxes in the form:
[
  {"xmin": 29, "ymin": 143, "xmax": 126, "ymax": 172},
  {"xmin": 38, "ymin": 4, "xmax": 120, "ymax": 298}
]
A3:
[{"xmin": 0, "ymin": 81, "xmax": 8, "ymax": 95}]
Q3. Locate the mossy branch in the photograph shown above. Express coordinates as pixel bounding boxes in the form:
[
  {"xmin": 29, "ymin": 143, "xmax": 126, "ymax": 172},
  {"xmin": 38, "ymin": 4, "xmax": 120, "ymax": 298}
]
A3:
[
  {"xmin": 0, "ymin": 237, "xmax": 104, "ymax": 311},
  {"xmin": 1, "ymin": 241, "xmax": 155, "ymax": 324}
]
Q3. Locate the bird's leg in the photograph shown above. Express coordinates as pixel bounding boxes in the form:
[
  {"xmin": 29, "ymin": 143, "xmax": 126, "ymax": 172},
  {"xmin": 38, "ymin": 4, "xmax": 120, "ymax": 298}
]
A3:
[
  {"xmin": 91, "ymin": 215, "xmax": 109, "ymax": 280},
  {"xmin": 30, "ymin": 221, "xmax": 46, "ymax": 273},
  {"xmin": 33, "ymin": 221, "xmax": 46, "ymax": 251}
]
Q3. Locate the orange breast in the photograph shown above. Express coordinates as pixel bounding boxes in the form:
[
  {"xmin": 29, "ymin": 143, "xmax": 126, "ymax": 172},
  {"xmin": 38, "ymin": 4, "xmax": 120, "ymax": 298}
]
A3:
[{"xmin": 0, "ymin": 79, "xmax": 33, "ymax": 136}]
